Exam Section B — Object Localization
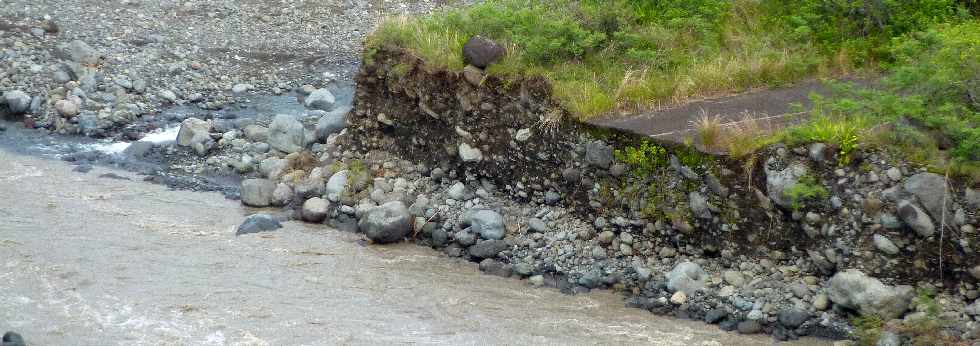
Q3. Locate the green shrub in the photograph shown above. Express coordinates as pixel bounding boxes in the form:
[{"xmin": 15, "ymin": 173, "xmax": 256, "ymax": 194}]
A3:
[
  {"xmin": 766, "ymin": 0, "xmax": 967, "ymax": 63},
  {"xmin": 614, "ymin": 141, "xmax": 668, "ymax": 177},
  {"xmin": 784, "ymin": 175, "xmax": 829, "ymax": 210},
  {"xmin": 776, "ymin": 21, "xmax": 979, "ymax": 181}
]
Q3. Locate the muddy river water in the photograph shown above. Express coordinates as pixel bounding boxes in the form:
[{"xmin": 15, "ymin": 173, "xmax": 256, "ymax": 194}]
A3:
[{"xmin": 0, "ymin": 147, "xmax": 829, "ymax": 345}]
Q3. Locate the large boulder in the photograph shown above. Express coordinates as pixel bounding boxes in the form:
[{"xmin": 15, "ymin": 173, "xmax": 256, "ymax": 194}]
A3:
[
  {"xmin": 268, "ymin": 114, "xmax": 305, "ymax": 153},
  {"xmin": 55, "ymin": 99, "xmax": 79, "ymax": 117},
  {"xmin": 68, "ymin": 40, "xmax": 103, "ymax": 64},
  {"xmin": 766, "ymin": 164, "xmax": 808, "ymax": 209},
  {"xmin": 236, "ymin": 214, "xmax": 282, "ymax": 235},
  {"xmin": 304, "ymin": 88, "xmax": 335, "ymax": 111},
  {"xmin": 243, "ymin": 124, "xmax": 269, "ymax": 142},
  {"xmin": 666, "ymin": 261, "xmax": 707, "ymax": 294},
  {"xmin": 897, "ymin": 200, "xmax": 935, "ymax": 237},
  {"xmin": 462, "ymin": 36, "xmax": 505, "ymax": 68},
  {"xmin": 358, "ymin": 201, "xmax": 412, "ymax": 244},
  {"xmin": 827, "ymin": 269, "xmax": 914, "ymax": 319},
  {"xmin": 904, "ymin": 173, "xmax": 950, "ymax": 221},
  {"xmin": 259, "ymin": 157, "xmax": 287, "ymax": 180},
  {"xmin": 2, "ymin": 90, "xmax": 31, "ymax": 114},
  {"xmin": 176, "ymin": 118, "xmax": 213, "ymax": 155},
  {"xmin": 271, "ymin": 183, "xmax": 294, "ymax": 207},
  {"xmin": 966, "ymin": 188, "xmax": 980, "ymax": 209},
  {"xmin": 463, "ymin": 209, "xmax": 506, "ymax": 240},
  {"xmin": 458, "ymin": 143, "xmax": 483, "ymax": 162},
  {"xmin": 585, "ymin": 140, "xmax": 613, "ymax": 169},
  {"xmin": 315, "ymin": 112, "xmax": 346, "ymax": 141},
  {"xmin": 241, "ymin": 179, "xmax": 276, "ymax": 207},
  {"xmin": 689, "ymin": 192, "xmax": 713, "ymax": 219},
  {"xmin": 302, "ymin": 197, "xmax": 330, "ymax": 223},
  {"xmin": 325, "ymin": 170, "xmax": 349, "ymax": 202},
  {"xmin": 468, "ymin": 239, "xmax": 509, "ymax": 259}
]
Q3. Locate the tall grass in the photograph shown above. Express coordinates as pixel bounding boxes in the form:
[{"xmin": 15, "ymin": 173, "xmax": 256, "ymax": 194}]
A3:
[{"xmin": 365, "ymin": 0, "xmax": 842, "ymax": 119}]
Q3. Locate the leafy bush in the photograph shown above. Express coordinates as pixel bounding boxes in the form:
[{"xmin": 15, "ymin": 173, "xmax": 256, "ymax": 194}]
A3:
[
  {"xmin": 614, "ymin": 141, "xmax": 668, "ymax": 177},
  {"xmin": 766, "ymin": 0, "xmax": 967, "ymax": 63}
]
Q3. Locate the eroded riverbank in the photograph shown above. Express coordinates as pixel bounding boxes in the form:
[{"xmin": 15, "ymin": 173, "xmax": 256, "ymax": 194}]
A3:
[{"xmin": 0, "ymin": 149, "xmax": 828, "ymax": 345}]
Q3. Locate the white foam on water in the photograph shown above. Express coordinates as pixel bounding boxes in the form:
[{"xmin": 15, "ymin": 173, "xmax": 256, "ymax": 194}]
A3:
[
  {"xmin": 86, "ymin": 126, "xmax": 181, "ymax": 155},
  {"xmin": 141, "ymin": 125, "xmax": 181, "ymax": 144}
]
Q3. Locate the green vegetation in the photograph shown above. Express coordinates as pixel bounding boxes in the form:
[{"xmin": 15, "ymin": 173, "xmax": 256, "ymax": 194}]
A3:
[
  {"xmin": 779, "ymin": 21, "xmax": 979, "ymax": 181},
  {"xmin": 614, "ymin": 141, "xmax": 668, "ymax": 177},
  {"xmin": 766, "ymin": 0, "xmax": 971, "ymax": 65},
  {"xmin": 784, "ymin": 175, "xmax": 829, "ymax": 210},
  {"xmin": 369, "ymin": 0, "xmax": 849, "ymax": 118},
  {"xmin": 899, "ymin": 288, "xmax": 960, "ymax": 345},
  {"xmin": 370, "ymin": 0, "xmax": 977, "ymax": 180},
  {"xmin": 368, "ymin": 0, "xmax": 974, "ymax": 118},
  {"xmin": 851, "ymin": 314, "xmax": 885, "ymax": 346},
  {"xmin": 705, "ymin": 20, "xmax": 979, "ymax": 182}
]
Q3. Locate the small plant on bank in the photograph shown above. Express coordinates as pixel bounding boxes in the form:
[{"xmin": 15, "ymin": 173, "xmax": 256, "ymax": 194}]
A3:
[
  {"xmin": 614, "ymin": 141, "xmax": 668, "ymax": 177},
  {"xmin": 693, "ymin": 111, "xmax": 724, "ymax": 151},
  {"xmin": 784, "ymin": 174, "xmax": 829, "ymax": 210},
  {"xmin": 851, "ymin": 314, "xmax": 885, "ymax": 346},
  {"xmin": 897, "ymin": 288, "xmax": 963, "ymax": 345}
]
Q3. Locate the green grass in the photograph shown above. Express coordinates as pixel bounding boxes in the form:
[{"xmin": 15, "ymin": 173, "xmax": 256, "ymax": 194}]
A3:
[
  {"xmin": 712, "ymin": 21, "xmax": 979, "ymax": 182},
  {"xmin": 784, "ymin": 175, "xmax": 830, "ymax": 211},
  {"xmin": 366, "ymin": 0, "xmax": 854, "ymax": 119}
]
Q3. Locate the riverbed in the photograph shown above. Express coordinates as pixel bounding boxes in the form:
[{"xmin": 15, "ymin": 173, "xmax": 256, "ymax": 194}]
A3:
[{"xmin": 0, "ymin": 147, "xmax": 831, "ymax": 345}]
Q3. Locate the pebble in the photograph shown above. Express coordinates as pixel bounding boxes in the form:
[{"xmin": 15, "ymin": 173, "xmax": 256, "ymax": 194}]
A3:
[{"xmin": 670, "ymin": 291, "xmax": 687, "ymax": 305}]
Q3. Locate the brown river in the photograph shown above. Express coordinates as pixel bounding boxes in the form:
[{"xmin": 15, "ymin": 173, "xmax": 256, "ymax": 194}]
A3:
[{"xmin": 0, "ymin": 148, "xmax": 830, "ymax": 345}]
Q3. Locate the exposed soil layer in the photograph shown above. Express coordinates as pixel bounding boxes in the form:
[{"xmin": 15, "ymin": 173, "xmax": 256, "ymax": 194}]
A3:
[{"xmin": 344, "ymin": 47, "xmax": 980, "ymax": 341}]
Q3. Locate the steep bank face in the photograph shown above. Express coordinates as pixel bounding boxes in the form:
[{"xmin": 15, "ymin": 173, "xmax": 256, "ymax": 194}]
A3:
[
  {"xmin": 347, "ymin": 48, "xmax": 588, "ymax": 193},
  {"xmin": 345, "ymin": 48, "xmax": 980, "ymax": 341}
]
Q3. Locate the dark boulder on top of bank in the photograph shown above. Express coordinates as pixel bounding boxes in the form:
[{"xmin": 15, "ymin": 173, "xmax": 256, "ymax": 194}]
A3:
[{"xmin": 462, "ymin": 36, "xmax": 505, "ymax": 68}]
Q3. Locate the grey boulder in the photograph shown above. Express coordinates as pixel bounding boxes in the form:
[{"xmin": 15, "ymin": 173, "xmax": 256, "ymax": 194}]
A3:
[
  {"xmin": 315, "ymin": 112, "xmax": 346, "ymax": 141},
  {"xmin": 68, "ymin": 40, "xmax": 103, "ymax": 64},
  {"xmin": 689, "ymin": 192, "xmax": 713, "ymax": 219},
  {"xmin": 176, "ymin": 118, "xmax": 213, "ymax": 155},
  {"xmin": 2, "ymin": 90, "xmax": 31, "ymax": 114},
  {"xmin": 241, "ymin": 179, "xmax": 276, "ymax": 207},
  {"xmin": 458, "ymin": 143, "xmax": 483, "ymax": 162},
  {"xmin": 827, "ymin": 269, "xmax": 913, "ymax": 319},
  {"xmin": 666, "ymin": 261, "xmax": 707, "ymax": 294},
  {"xmin": 585, "ymin": 140, "xmax": 613, "ymax": 169},
  {"xmin": 302, "ymin": 197, "xmax": 330, "ymax": 223},
  {"xmin": 236, "ymin": 214, "xmax": 282, "ymax": 235},
  {"xmin": 268, "ymin": 114, "xmax": 305, "ymax": 153},
  {"xmin": 325, "ymin": 170, "xmax": 349, "ymax": 202},
  {"xmin": 873, "ymin": 234, "xmax": 900, "ymax": 255},
  {"xmin": 358, "ymin": 201, "xmax": 412, "ymax": 244},
  {"xmin": 463, "ymin": 209, "xmax": 506, "ymax": 240},
  {"xmin": 304, "ymin": 88, "xmax": 336, "ymax": 111},
  {"xmin": 904, "ymin": 173, "xmax": 950, "ymax": 221},
  {"xmin": 766, "ymin": 164, "xmax": 808, "ymax": 209},
  {"xmin": 897, "ymin": 200, "xmax": 935, "ymax": 237},
  {"xmin": 468, "ymin": 239, "xmax": 509, "ymax": 259}
]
